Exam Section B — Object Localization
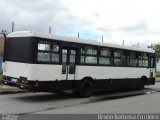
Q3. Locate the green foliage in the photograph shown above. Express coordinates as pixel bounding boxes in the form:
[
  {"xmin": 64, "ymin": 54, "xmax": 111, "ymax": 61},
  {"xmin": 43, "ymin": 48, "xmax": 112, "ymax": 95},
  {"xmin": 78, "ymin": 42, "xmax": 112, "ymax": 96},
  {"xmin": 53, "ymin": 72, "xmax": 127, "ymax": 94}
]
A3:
[
  {"xmin": 156, "ymin": 72, "xmax": 160, "ymax": 77},
  {"xmin": 148, "ymin": 43, "xmax": 160, "ymax": 61}
]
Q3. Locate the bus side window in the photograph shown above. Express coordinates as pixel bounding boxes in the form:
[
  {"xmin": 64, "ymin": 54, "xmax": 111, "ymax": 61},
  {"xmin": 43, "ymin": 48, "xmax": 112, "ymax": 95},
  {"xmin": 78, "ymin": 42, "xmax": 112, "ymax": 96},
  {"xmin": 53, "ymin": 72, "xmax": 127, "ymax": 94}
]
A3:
[
  {"xmin": 99, "ymin": 48, "xmax": 113, "ymax": 65},
  {"xmin": 51, "ymin": 42, "xmax": 60, "ymax": 62},
  {"xmin": 80, "ymin": 46, "xmax": 98, "ymax": 64},
  {"xmin": 139, "ymin": 53, "xmax": 149, "ymax": 67},
  {"xmin": 150, "ymin": 55, "xmax": 155, "ymax": 68},
  {"xmin": 37, "ymin": 52, "xmax": 50, "ymax": 62},
  {"xmin": 114, "ymin": 49, "xmax": 127, "ymax": 66},
  {"xmin": 129, "ymin": 51, "xmax": 138, "ymax": 67},
  {"xmin": 37, "ymin": 41, "xmax": 60, "ymax": 63},
  {"xmin": 38, "ymin": 41, "xmax": 50, "ymax": 51},
  {"xmin": 37, "ymin": 41, "xmax": 50, "ymax": 62}
]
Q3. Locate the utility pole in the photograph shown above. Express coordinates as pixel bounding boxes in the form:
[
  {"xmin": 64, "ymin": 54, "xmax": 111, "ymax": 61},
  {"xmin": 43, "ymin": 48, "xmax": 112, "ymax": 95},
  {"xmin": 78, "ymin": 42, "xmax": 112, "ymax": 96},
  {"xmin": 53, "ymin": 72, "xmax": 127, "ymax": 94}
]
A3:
[
  {"xmin": 102, "ymin": 36, "xmax": 103, "ymax": 42},
  {"xmin": 137, "ymin": 42, "xmax": 139, "ymax": 47},
  {"xmin": 78, "ymin": 32, "xmax": 79, "ymax": 38},
  {"xmin": 123, "ymin": 40, "xmax": 124, "ymax": 46},
  {"xmin": 49, "ymin": 27, "xmax": 51, "ymax": 34},
  {"xmin": 12, "ymin": 21, "xmax": 14, "ymax": 32}
]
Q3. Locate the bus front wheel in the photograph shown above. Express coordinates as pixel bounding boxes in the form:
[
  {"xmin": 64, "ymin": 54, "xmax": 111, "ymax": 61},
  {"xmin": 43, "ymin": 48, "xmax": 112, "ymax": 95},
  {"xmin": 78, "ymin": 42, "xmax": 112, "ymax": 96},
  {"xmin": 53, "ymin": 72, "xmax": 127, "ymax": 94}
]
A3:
[{"xmin": 79, "ymin": 80, "xmax": 93, "ymax": 98}]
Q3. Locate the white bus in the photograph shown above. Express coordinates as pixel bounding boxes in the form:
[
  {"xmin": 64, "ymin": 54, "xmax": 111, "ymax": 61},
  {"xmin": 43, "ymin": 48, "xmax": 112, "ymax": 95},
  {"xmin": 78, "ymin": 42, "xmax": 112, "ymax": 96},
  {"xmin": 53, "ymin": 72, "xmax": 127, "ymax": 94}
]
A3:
[{"xmin": 3, "ymin": 31, "xmax": 155, "ymax": 97}]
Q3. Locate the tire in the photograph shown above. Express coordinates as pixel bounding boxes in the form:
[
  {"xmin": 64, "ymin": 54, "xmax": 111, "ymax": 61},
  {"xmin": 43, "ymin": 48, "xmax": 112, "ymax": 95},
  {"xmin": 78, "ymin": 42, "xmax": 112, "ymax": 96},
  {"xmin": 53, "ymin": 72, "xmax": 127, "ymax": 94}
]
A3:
[
  {"xmin": 79, "ymin": 80, "xmax": 93, "ymax": 98},
  {"xmin": 137, "ymin": 78, "xmax": 145, "ymax": 90}
]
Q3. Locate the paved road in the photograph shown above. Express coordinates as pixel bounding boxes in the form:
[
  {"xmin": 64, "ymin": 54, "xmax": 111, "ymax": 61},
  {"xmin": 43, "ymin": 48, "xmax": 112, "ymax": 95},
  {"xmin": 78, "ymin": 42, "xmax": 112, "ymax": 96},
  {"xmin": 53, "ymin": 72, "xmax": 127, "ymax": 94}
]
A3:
[{"xmin": 0, "ymin": 83, "xmax": 160, "ymax": 114}]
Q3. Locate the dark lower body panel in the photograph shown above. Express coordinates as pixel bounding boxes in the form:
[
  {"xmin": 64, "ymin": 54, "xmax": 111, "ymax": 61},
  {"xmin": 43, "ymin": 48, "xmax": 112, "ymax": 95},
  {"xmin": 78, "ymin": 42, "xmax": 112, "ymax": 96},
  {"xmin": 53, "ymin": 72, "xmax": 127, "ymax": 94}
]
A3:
[{"xmin": 3, "ymin": 76, "xmax": 155, "ymax": 92}]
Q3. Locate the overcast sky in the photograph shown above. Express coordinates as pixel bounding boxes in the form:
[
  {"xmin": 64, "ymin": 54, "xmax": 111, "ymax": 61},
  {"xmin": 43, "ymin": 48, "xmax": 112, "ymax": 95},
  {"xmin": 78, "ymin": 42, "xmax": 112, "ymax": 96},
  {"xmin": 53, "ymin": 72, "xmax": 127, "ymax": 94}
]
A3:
[{"xmin": 1, "ymin": 0, "xmax": 160, "ymax": 47}]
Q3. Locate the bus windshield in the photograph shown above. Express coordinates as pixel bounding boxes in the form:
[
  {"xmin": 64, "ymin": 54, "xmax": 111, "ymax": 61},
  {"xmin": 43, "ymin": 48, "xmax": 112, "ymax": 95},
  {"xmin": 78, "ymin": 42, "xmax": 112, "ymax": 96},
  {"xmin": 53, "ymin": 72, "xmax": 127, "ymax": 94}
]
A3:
[{"xmin": 4, "ymin": 37, "xmax": 33, "ymax": 63}]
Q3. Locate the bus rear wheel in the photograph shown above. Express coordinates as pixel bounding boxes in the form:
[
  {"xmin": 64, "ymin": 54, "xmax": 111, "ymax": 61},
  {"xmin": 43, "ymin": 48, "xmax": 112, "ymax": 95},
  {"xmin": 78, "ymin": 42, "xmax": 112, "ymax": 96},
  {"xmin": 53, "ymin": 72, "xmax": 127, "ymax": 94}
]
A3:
[
  {"xmin": 79, "ymin": 80, "xmax": 93, "ymax": 98},
  {"xmin": 137, "ymin": 77, "xmax": 145, "ymax": 90}
]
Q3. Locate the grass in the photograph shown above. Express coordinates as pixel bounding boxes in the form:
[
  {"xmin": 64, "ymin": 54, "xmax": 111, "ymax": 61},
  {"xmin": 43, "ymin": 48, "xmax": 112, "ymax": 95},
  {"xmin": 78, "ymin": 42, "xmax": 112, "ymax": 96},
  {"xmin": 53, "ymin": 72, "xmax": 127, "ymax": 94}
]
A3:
[{"xmin": 156, "ymin": 72, "xmax": 160, "ymax": 77}]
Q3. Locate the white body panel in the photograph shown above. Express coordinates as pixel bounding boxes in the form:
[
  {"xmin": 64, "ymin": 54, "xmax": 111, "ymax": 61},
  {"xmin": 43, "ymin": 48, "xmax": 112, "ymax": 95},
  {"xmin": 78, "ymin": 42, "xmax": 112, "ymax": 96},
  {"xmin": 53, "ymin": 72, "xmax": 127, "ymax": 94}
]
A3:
[
  {"xmin": 76, "ymin": 66, "xmax": 155, "ymax": 79},
  {"xmin": 3, "ymin": 61, "xmax": 61, "ymax": 81},
  {"xmin": 3, "ymin": 61, "xmax": 155, "ymax": 81},
  {"xmin": 3, "ymin": 61, "xmax": 33, "ymax": 79}
]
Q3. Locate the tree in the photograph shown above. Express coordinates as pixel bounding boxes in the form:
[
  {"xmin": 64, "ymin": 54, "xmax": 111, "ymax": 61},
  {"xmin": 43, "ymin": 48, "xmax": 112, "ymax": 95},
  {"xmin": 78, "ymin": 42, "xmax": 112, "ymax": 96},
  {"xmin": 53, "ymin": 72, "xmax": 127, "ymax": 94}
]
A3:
[
  {"xmin": 148, "ymin": 43, "xmax": 160, "ymax": 62},
  {"xmin": 1, "ymin": 30, "xmax": 9, "ymax": 34}
]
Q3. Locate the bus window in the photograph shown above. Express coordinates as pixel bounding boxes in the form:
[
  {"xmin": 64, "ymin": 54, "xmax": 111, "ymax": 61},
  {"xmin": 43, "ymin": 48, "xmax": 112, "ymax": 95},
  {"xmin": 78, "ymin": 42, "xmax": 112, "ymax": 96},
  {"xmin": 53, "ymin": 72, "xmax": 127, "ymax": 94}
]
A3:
[
  {"xmin": 51, "ymin": 42, "xmax": 60, "ymax": 62},
  {"xmin": 100, "ymin": 48, "xmax": 111, "ymax": 56},
  {"xmin": 114, "ymin": 58, "xmax": 123, "ymax": 66},
  {"xmin": 150, "ymin": 55, "xmax": 155, "ymax": 68},
  {"xmin": 144, "ymin": 53, "xmax": 149, "ymax": 67},
  {"xmin": 5, "ymin": 37, "xmax": 33, "ymax": 62},
  {"xmin": 62, "ymin": 49, "xmax": 67, "ymax": 62},
  {"xmin": 81, "ymin": 56, "xmax": 97, "ymax": 64},
  {"xmin": 37, "ymin": 52, "xmax": 50, "ymax": 62},
  {"xmin": 114, "ymin": 49, "xmax": 127, "ymax": 66},
  {"xmin": 139, "ymin": 53, "xmax": 149, "ymax": 67},
  {"xmin": 99, "ymin": 48, "xmax": 112, "ymax": 65},
  {"xmin": 62, "ymin": 49, "xmax": 67, "ymax": 74},
  {"xmin": 129, "ymin": 51, "xmax": 138, "ymax": 67},
  {"xmin": 70, "ymin": 50, "xmax": 76, "ymax": 63},
  {"xmin": 51, "ymin": 53, "xmax": 59, "ymax": 62},
  {"xmin": 81, "ymin": 46, "xmax": 97, "ymax": 55},
  {"xmin": 114, "ymin": 49, "xmax": 121, "ymax": 57},
  {"xmin": 52, "ymin": 44, "xmax": 59, "ymax": 52},
  {"xmin": 38, "ymin": 41, "xmax": 50, "ymax": 51},
  {"xmin": 80, "ymin": 46, "xmax": 97, "ymax": 64},
  {"xmin": 85, "ymin": 56, "xmax": 97, "ymax": 64},
  {"xmin": 69, "ymin": 50, "xmax": 76, "ymax": 74},
  {"xmin": 99, "ymin": 57, "xmax": 113, "ymax": 65},
  {"xmin": 37, "ymin": 41, "xmax": 60, "ymax": 63}
]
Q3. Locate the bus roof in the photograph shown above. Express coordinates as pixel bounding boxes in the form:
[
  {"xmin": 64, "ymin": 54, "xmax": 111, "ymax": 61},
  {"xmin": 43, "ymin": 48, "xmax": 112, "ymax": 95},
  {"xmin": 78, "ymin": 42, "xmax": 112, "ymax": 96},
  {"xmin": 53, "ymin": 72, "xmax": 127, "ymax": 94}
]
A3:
[{"xmin": 7, "ymin": 31, "xmax": 155, "ymax": 53}]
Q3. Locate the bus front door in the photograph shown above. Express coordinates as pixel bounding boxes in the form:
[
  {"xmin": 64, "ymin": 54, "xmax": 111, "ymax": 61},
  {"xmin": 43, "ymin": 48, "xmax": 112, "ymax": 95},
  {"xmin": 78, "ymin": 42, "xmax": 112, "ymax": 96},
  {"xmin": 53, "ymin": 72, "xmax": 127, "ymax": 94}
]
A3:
[
  {"xmin": 61, "ymin": 48, "xmax": 76, "ymax": 80},
  {"xmin": 149, "ymin": 54, "xmax": 155, "ymax": 85}
]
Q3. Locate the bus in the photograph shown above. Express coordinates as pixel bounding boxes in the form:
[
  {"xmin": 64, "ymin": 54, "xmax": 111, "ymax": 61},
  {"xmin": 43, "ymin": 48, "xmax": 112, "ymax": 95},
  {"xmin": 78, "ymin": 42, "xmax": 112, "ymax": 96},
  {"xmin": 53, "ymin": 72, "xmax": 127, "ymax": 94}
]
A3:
[{"xmin": 3, "ymin": 31, "xmax": 155, "ymax": 97}]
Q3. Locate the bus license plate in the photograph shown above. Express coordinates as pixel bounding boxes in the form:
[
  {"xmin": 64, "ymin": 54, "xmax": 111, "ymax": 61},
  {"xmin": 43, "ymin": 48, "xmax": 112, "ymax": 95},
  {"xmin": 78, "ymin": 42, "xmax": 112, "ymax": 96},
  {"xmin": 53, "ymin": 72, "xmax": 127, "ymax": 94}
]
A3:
[{"xmin": 11, "ymin": 78, "xmax": 17, "ymax": 83}]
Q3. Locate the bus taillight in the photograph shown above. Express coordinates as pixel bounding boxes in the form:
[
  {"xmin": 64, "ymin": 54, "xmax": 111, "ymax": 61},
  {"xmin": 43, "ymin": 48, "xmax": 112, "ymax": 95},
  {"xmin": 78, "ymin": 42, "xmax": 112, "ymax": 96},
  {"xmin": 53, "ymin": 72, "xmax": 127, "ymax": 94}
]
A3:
[{"xmin": 35, "ymin": 80, "xmax": 39, "ymax": 87}]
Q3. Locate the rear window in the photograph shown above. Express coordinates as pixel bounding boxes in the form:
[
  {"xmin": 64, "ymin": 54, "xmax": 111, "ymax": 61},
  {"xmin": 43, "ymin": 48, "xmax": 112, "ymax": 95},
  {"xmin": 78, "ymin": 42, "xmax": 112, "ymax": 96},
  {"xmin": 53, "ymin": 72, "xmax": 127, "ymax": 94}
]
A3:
[{"xmin": 4, "ymin": 37, "xmax": 33, "ymax": 62}]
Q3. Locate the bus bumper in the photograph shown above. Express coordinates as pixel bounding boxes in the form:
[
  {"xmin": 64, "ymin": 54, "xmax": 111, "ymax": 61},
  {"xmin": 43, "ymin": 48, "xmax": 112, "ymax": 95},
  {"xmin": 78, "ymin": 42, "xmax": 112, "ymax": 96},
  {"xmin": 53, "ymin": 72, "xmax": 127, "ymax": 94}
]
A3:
[
  {"xmin": 146, "ymin": 77, "xmax": 155, "ymax": 85},
  {"xmin": 3, "ymin": 79, "xmax": 34, "ymax": 91}
]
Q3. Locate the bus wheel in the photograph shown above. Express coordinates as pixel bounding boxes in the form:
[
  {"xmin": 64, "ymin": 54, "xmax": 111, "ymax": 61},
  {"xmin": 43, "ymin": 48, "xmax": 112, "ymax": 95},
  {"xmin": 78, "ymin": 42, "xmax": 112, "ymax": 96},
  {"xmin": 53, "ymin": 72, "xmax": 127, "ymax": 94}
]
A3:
[
  {"xmin": 137, "ymin": 78, "xmax": 145, "ymax": 90},
  {"xmin": 79, "ymin": 80, "xmax": 93, "ymax": 98}
]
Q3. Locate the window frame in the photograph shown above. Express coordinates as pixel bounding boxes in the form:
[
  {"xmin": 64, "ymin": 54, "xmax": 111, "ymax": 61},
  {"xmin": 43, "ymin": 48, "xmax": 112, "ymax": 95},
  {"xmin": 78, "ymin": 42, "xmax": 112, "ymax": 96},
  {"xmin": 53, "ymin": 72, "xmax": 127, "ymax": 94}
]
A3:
[
  {"xmin": 138, "ymin": 52, "xmax": 149, "ymax": 67},
  {"xmin": 80, "ymin": 45, "xmax": 98, "ymax": 65},
  {"xmin": 37, "ymin": 39, "xmax": 60, "ymax": 64},
  {"xmin": 98, "ymin": 47, "xmax": 113, "ymax": 65},
  {"xmin": 128, "ymin": 51, "xmax": 138, "ymax": 67},
  {"xmin": 113, "ymin": 49, "xmax": 128, "ymax": 67},
  {"xmin": 35, "ymin": 37, "xmax": 154, "ymax": 68}
]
